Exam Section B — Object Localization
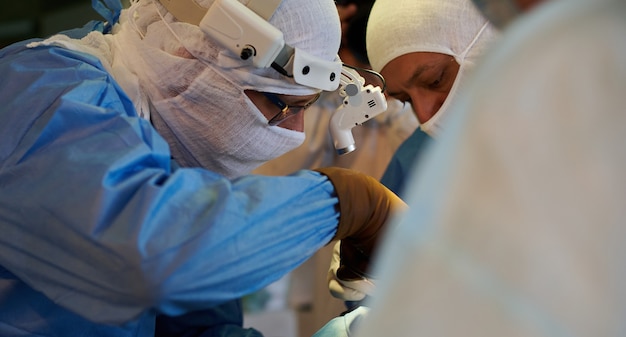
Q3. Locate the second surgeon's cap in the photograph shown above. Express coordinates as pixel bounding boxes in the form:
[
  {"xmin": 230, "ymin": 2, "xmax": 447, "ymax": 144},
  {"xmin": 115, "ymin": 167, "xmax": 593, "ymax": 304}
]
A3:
[{"xmin": 366, "ymin": 0, "xmax": 496, "ymax": 73}]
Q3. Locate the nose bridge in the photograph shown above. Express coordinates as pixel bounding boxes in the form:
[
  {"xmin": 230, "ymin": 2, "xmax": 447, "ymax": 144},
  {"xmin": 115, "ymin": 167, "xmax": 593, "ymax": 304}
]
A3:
[{"xmin": 409, "ymin": 89, "xmax": 440, "ymax": 124}]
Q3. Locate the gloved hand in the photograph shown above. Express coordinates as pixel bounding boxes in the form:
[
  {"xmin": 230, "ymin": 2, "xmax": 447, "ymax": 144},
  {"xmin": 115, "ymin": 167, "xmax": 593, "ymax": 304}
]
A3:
[
  {"xmin": 328, "ymin": 241, "xmax": 375, "ymax": 301},
  {"xmin": 315, "ymin": 167, "xmax": 407, "ymax": 284}
]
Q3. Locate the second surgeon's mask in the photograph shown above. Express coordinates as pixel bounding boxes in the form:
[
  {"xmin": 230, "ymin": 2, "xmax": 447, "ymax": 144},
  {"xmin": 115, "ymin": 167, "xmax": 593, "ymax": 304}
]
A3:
[
  {"xmin": 60, "ymin": 0, "xmax": 341, "ymax": 178},
  {"xmin": 366, "ymin": 0, "xmax": 498, "ymax": 138}
]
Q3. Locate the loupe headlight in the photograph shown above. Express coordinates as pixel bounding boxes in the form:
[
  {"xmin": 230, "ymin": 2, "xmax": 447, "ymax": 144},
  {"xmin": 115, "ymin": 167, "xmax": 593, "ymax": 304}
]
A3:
[
  {"xmin": 272, "ymin": 48, "xmax": 342, "ymax": 92},
  {"xmin": 159, "ymin": 0, "xmax": 342, "ymax": 92}
]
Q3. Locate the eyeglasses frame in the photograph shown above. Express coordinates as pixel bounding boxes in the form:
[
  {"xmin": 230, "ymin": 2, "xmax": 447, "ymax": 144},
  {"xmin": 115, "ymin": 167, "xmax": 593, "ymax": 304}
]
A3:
[{"xmin": 263, "ymin": 92, "xmax": 322, "ymax": 126}]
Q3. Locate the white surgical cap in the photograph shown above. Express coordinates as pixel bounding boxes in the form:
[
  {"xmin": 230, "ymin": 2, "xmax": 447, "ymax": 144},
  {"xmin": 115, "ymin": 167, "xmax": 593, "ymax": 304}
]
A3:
[
  {"xmin": 366, "ymin": 0, "xmax": 495, "ymax": 73},
  {"xmin": 366, "ymin": 0, "xmax": 498, "ymax": 137},
  {"xmin": 124, "ymin": 0, "xmax": 342, "ymax": 97}
]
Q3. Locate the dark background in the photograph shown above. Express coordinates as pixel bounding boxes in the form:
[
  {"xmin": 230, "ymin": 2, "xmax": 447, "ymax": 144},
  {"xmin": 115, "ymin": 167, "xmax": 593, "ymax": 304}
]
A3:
[{"xmin": 0, "ymin": 0, "xmax": 130, "ymax": 48}]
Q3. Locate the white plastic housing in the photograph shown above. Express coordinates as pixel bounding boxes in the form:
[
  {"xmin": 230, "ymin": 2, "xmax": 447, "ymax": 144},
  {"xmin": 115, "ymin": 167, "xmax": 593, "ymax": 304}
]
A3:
[
  {"xmin": 330, "ymin": 85, "xmax": 388, "ymax": 154},
  {"xmin": 200, "ymin": 0, "xmax": 284, "ymax": 68}
]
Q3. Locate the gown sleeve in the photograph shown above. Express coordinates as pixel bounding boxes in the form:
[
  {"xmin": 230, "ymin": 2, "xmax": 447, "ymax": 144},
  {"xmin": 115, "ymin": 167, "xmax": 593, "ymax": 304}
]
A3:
[{"xmin": 0, "ymin": 42, "xmax": 339, "ymax": 324}]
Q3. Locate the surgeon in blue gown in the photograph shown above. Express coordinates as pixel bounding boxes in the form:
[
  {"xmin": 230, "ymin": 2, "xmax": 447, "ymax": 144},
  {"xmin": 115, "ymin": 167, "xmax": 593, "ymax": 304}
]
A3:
[{"xmin": 0, "ymin": 0, "xmax": 405, "ymax": 336}]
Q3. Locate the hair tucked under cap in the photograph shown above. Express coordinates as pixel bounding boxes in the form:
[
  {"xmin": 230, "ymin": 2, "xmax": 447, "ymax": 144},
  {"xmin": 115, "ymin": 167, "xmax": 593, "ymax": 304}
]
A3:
[{"xmin": 366, "ymin": 0, "xmax": 496, "ymax": 73}]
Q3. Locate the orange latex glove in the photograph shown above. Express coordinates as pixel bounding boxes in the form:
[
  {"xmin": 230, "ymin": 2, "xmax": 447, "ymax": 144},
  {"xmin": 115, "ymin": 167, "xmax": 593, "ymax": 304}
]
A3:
[{"xmin": 315, "ymin": 167, "xmax": 407, "ymax": 281}]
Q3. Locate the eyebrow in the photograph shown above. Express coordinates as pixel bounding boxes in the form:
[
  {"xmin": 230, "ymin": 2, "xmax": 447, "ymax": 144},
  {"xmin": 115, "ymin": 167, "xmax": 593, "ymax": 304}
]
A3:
[
  {"xmin": 386, "ymin": 64, "xmax": 434, "ymax": 97},
  {"xmin": 284, "ymin": 94, "xmax": 319, "ymax": 106}
]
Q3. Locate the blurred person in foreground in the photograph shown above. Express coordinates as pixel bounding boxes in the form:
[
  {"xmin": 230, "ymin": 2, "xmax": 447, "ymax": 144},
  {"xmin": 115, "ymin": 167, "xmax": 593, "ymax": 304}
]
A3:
[{"xmin": 350, "ymin": 0, "xmax": 626, "ymax": 336}]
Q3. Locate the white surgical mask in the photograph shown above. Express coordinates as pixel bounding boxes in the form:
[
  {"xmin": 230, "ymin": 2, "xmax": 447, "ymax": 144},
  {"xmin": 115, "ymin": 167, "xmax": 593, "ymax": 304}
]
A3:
[
  {"xmin": 149, "ymin": 65, "xmax": 305, "ymax": 178},
  {"xmin": 418, "ymin": 109, "xmax": 445, "ymax": 139}
]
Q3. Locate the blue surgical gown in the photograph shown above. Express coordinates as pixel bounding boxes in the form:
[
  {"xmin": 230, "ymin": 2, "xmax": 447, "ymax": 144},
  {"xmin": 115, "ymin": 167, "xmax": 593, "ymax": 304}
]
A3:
[
  {"xmin": 380, "ymin": 128, "xmax": 432, "ymax": 197},
  {"xmin": 0, "ymin": 39, "xmax": 339, "ymax": 336}
]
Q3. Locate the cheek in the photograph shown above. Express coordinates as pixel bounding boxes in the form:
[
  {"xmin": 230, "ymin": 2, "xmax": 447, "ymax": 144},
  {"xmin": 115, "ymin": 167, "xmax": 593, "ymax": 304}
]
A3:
[
  {"xmin": 276, "ymin": 112, "xmax": 305, "ymax": 132},
  {"xmin": 174, "ymin": 47, "xmax": 194, "ymax": 59},
  {"xmin": 380, "ymin": 73, "xmax": 404, "ymax": 97},
  {"xmin": 243, "ymin": 91, "xmax": 303, "ymax": 131}
]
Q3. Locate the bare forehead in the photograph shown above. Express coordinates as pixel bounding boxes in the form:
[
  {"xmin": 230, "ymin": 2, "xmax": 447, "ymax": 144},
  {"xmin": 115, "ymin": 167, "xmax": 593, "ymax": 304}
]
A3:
[{"xmin": 382, "ymin": 52, "xmax": 454, "ymax": 74}]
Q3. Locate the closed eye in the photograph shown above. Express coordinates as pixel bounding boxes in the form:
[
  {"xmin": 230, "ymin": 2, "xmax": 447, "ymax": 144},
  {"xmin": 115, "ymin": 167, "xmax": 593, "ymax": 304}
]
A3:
[
  {"xmin": 392, "ymin": 94, "xmax": 411, "ymax": 104},
  {"xmin": 429, "ymin": 70, "xmax": 445, "ymax": 89}
]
